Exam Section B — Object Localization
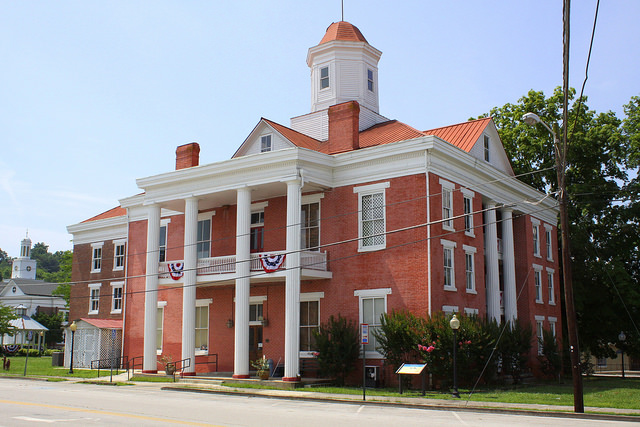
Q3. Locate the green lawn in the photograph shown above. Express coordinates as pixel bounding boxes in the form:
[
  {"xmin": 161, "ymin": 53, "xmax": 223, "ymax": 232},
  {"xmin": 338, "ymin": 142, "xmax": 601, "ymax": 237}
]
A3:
[
  {"xmin": 0, "ymin": 356, "xmax": 113, "ymax": 379},
  {"xmin": 226, "ymin": 377, "xmax": 640, "ymax": 410}
]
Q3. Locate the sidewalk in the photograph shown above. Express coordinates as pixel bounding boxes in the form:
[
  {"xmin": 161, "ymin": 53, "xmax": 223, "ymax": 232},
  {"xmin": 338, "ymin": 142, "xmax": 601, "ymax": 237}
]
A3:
[{"xmin": 90, "ymin": 372, "xmax": 640, "ymax": 421}]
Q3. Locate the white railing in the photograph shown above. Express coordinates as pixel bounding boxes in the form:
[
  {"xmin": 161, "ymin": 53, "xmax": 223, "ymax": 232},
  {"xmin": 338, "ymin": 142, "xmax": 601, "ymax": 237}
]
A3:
[{"xmin": 159, "ymin": 250, "xmax": 328, "ymax": 279}]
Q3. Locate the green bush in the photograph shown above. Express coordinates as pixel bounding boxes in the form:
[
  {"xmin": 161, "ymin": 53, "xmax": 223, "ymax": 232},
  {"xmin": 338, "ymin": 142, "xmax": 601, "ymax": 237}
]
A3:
[
  {"xmin": 538, "ymin": 328, "xmax": 562, "ymax": 380},
  {"xmin": 497, "ymin": 320, "xmax": 533, "ymax": 384},
  {"xmin": 374, "ymin": 310, "xmax": 424, "ymax": 370},
  {"xmin": 16, "ymin": 348, "xmax": 41, "ymax": 357},
  {"xmin": 312, "ymin": 315, "xmax": 360, "ymax": 386}
]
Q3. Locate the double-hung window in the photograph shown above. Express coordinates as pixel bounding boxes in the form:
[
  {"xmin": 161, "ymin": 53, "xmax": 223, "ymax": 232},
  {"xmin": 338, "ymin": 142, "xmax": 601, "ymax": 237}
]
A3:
[
  {"xmin": 532, "ymin": 218, "xmax": 541, "ymax": 257},
  {"xmin": 89, "ymin": 283, "xmax": 100, "ymax": 314},
  {"xmin": 197, "ymin": 218, "xmax": 211, "ymax": 259},
  {"xmin": 195, "ymin": 299, "xmax": 211, "ymax": 352},
  {"xmin": 113, "ymin": 240, "xmax": 126, "ymax": 271},
  {"xmin": 320, "ymin": 66, "xmax": 329, "ymax": 89},
  {"xmin": 300, "ymin": 292, "xmax": 323, "ymax": 355},
  {"xmin": 533, "ymin": 264, "xmax": 543, "ymax": 303},
  {"xmin": 301, "ymin": 201, "xmax": 320, "ymax": 251},
  {"xmin": 91, "ymin": 242, "xmax": 103, "ymax": 273},
  {"xmin": 367, "ymin": 69, "xmax": 374, "ymax": 92},
  {"xmin": 442, "ymin": 239, "xmax": 457, "ymax": 290},
  {"xmin": 159, "ymin": 225, "xmax": 167, "ymax": 262},
  {"xmin": 355, "ymin": 288, "xmax": 391, "ymax": 357},
  {"xmin": 463, "ymin": 245, "xmax": 476, "ymax": 293},
  {"xmin": 535, "ymin": 316, "xmax": 545, "ymax": 355},
  {"xmin": 354, "ymin": 182, "xmax": 389, "ymax": 251},
  {"xmin": 260, "ymin": 135, "xmax": 272, "ymax": 153},
  {"xmin": 483, "ymin": 135, "xmax": 490, "ymax": 162},
  {"xmin": 157, "ymin": 302, "xmax": 166, "ymax": 352},
  {"xmin": 440, "ymin": 179, "xmax": 454, "ymax": 231},
  {"xmin": 111, "ymin": 282, "xmax": 123, "ymax": 314},
  {"xmin": 547, "ymin": 268, "xmax": 555, "ymax": 305},
  {"xmin": 545, "ymin": 225, "xmax": 553, "ymax": 261},
  {"xmin": 462, "ymin": 189, "xmax": 474, "ymax": 236}
]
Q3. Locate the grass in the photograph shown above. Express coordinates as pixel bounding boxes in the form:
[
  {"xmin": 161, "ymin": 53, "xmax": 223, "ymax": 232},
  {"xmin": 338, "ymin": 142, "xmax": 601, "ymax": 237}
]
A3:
[
  {"xmin": 0, "ymin": 356, "xmax": 113, "ymax": 379},
  {"xmin": 224, "ymin": 377, "xmax": 640, "ymax": 410},
  {"xmin": 130, "ymin": 375, "xmax": 176, "ymax": 383}
]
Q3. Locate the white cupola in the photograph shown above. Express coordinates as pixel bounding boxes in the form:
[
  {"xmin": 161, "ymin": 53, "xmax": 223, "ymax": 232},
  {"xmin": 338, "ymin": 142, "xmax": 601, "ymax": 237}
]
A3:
[
  {"xmin": 307, "ymin": 21, "xmax": 382, "ymax": 114},
  {"xmin": 11, "ymin": 233, "xmax": 37, "ymax": 279}
]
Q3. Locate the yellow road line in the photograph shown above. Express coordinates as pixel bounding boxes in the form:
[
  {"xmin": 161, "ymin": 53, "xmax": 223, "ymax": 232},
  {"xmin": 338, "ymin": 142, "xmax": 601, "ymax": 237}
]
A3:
[{"xmin": 0, "ymin": 399, "xmax": 223, "ymax": 426}]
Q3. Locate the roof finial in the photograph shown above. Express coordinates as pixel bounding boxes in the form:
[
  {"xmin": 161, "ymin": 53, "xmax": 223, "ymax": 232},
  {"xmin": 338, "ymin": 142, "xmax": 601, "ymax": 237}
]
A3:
[{"xmin": 341, "ymin": 0, "xmax": 344, "ymax": 21}]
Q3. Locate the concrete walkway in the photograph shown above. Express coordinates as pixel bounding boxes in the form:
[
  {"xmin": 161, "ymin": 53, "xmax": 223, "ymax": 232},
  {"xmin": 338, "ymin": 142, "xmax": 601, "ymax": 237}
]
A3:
[{"xmin": 86, "ymin": 371, "xmax": 640, "ymax": 422}]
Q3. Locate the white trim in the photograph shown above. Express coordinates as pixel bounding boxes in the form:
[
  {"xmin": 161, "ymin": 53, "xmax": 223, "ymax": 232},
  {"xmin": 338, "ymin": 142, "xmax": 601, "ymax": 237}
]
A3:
[
  {"xmin": 462, "ymin": 244, "xmax": 477, "ymax": 253},
  {"xmin": 532, "ymin": 263, "xmax": 543, "ymax": 271},
  {"xmin": 530, "ymin": 217, "xmax": 541, "ymax": 226},
  {"xmin": 88, "ymin": 283, "xmax": 101, "ymax": 315},
  {"xmin": 160, "ymin": 218, "xmax": 171, "ymax": 226},
  {"xmin": 353, "ymin": 181, "xmax": 390, "ymax": 194},
  {"xmin": 113, "ymin": 240, "xmax": 126, "ymax": 272},
  {"xmin": 196, "ymin": 298, "xmax": 213, "ymax": 307},
  {"xmin": 110, "ymin": 281, "xmax": 124, "ymax": 314},
  {"xmin": 251, "ymin": 201, "xmax": 269, "ymax": 212},
  {"xmin": 354, "ymin": 288, "xmax": 392, "ymax": 297},
  {"xmin": 441, "ymin": 239, "xmax": 456, "ymax": 291},
  {"xmin": 301, "ymin": 193, "xmax": 325, "ymax": 204},
  {"xmin": 300, "ymin": 292, "xmax": 325, "ymax": 302},
  {"xmin": 534, "ymin": 315, "xmax": 545, "ymax": 321},
  {"xmin": 440, "ymin": 179, "xmax": 455, "ymax": 231},
  {"xmin": 355, "ymin": 182, "xmax": 389, "ymax": 252},
  {"xmin": 157, "ymin": 301, "xmax": 167, "ymax": 307},
  {"xmin": 548, "ymin": 316, "xmax": 557, "ymax": 322},
  {"xmin": 464, "ymin": 307, "xmax": 479, "ymax": 316},
  {"xmin": 442, "ymin": 305, "xmax": 459, "ymax": 314}
]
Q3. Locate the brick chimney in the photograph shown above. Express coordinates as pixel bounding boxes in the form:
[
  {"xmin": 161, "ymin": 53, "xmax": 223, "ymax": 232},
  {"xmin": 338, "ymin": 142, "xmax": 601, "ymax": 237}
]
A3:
[
  {"xmin": 328, "ymin": 101, "xmax": 360, "ymax": 154},
  {"xmin": 176, "ymin": 142, "xmax": 200, "ymax": 170}
]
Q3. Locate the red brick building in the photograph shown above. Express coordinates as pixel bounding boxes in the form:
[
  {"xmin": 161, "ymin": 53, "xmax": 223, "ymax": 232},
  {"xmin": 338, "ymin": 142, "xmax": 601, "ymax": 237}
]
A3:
[{"xmin": 66, "ymin": 21, "xmax": 561, "ymax": 381}]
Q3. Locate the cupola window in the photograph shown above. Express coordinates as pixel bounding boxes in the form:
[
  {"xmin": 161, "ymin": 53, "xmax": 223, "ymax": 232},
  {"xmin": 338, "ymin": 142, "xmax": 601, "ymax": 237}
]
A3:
[
  {"xmin": 367, "ymin": 69, "xmax": 374, "ymax": 92},
  {"xmin": 320, "ymin": 66, "xmax": 329, "ymax": 90}
]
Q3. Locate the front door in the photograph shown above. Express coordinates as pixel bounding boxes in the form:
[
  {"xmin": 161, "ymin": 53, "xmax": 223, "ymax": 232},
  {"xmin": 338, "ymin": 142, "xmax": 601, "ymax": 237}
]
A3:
[{"xmin": 249, "ymin": 325, "xmax": 263, "ymax": 363}]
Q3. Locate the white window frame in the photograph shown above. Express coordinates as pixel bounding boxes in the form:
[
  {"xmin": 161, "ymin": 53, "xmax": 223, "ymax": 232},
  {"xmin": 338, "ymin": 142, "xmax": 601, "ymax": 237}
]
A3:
[
  {"xmin": 464, "ymin": 307, "xmax": 479, "ymax": 316},
  {"xmin": 461, "ymin": 188, "xmax": 475, "ymax": 237},
  {"xmin": 544, "ymin": 224, "xmax": 554, "ymax": 261},
  {"xmin": 355, "ymin": 288, "xmax": 391, "ymax": 359},
  {"xmin": 113, "ymin": 239, "xmax": 126, "ymax": 271},
  {"xmin": 533, "ymin": 264, "xmax": 543, "ymax": 303},
  {"xmin": 260, "ymin": 134, "xmax": 272, "ymax": 153},
  {"xmin": 91, "ymin": 242, "xmax": 104, "ymax": 273},
  {"xmin": 320, "ymin": 66, "xmax": 330, "ymax": 90},
  {"xmin": 300, "ymin": 292, "xmax": 324, "ymax": 358},
  {"xmin": 548, "ymin": 316, "xmax": 557, "ymax": 340},
  {"xmin": 440, "ymin": 179, "xmax": 455, "ymax": 231},
  {"xmin": 88, "ymin": 283, "xmax": 101, "ymax": 314},
  {"xmin": 547, "ymin": 267, "xmax": 556, "ymax": 305},
  {"xmin": 354, "ymin": 182, "xmax": 389, "ymax": 252},
  {"xmin": 197, "ymin": 215, "xmax": 211, "ymax": 259},
  {"xmin": 367, "ymin": 68, "xmax": 374, "ymax": 92},
  {"xmin": 442, "ymin": 305, "xmax": 459, "ymax": 316},
  {"xmin": 535, "ymin": 315, "xmax": 545, "ymax": 355},
  {"xmin": 195, "ymin": 298, "xmax": 212, "ymax": 354},
  {"xmin": 248, "ymin": 295, "xmax": 267, "ymax": 325},
  {"xmin": 110, "ymin": 281, "xmax": 124, "ymax": 314},
  {"xmin": 531, "ymin": 218, "xmax": 541, "ymax": 257},
  {"xmin": 157, "ymin": 301, "xmax": 167, "ymax": 353},
  {"xmin": 159, "ymin": 219, "xmax": 171, "ymax": 262},
  {"xmin": 301, "ymin": 193, "xmax": 324, "ymax": 251},
  {"xmin": 463, "ymin": 244, "xmax": 477, "ymax": 294},
  {"xmin": 483, "ymin": 135, "xmax": 490, "ymax": 162},
  {"xmin": 441, "ymin": 239, "xmax": 457, "ymax": 290}
]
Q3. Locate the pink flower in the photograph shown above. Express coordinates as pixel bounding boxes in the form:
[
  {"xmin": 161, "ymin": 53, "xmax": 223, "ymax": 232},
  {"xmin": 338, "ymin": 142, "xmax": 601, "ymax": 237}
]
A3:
[
  {"xmin": 426, "ymin": 345, "xmax": 435, "ymax": 353},
  {"xmin": 466, "ymin": 340, "xmax": 472, "ymax": 345}
]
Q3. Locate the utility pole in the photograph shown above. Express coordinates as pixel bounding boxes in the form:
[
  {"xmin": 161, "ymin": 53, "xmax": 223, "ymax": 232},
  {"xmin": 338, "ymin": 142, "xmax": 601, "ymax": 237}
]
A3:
[{"xmin": 561, "ymin": 0, "xmax": 584, "ymax": 413}]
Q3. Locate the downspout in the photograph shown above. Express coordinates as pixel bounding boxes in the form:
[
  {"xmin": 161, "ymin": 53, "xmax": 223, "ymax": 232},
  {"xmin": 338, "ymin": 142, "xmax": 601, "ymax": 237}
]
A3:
[{"xmin": 425, "ymin": 150, "xmax": 432, "ymax": 316}]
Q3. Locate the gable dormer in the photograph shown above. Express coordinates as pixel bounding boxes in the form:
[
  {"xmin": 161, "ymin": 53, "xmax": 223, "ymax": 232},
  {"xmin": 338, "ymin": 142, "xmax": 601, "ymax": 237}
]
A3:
[{"xmin": 307, "ymin": 21, "xmax": 382, "ymax": 114}]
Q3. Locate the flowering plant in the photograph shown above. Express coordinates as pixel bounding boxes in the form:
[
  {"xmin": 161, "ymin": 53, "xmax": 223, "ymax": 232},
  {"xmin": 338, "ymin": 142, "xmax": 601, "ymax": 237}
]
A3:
[{"xmin": 251, "ymin": 355, "xmax": 269, "ymax": 378}]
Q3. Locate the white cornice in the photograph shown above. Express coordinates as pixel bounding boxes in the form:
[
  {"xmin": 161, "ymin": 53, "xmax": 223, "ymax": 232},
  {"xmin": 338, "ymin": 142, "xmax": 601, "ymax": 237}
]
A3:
[{"xmin": 67, "ymin": 215, "xmax": 128, "ymax": 245}]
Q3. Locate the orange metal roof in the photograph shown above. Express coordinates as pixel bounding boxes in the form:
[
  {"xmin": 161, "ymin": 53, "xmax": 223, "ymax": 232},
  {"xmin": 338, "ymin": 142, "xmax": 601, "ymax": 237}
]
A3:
[
  {"xmin": 263, "ymin": 118, "xmax": 324, "ymax": 152},
  {"xmin": 80, "ymin": 318, "xmax": 123, "ymax": 329},
  {"xmin": 81, "ymin": 206, "xmax": 126, "ymax": 223},
  {"xmin": 319, "ymin": 21, "xmax": 368, "ymax": 44},
  {"xmin": 359, "ymin": 120, "xmax": 425, "ymax": 148},
  {"xmin": 424, "ymin": 117, "xmax": 492, "ymax": 152}
]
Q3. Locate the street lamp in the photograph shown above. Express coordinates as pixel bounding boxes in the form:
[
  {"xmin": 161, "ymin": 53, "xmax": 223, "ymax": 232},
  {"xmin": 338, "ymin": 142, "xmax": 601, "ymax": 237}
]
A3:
[
  {"xmin": 450, "ymin": 314, "xmax": 460, "ymax": 398},
  {"xmin": 69, "ymin": 321, "xmax": 77, "ymax": 374},
  {"xmin": 618, "ymin": 331, "xmax": 626, "ymax": 379},
  {"xmin": 523, "ymin": 111, "xmax": 584, "ymax": 412}
]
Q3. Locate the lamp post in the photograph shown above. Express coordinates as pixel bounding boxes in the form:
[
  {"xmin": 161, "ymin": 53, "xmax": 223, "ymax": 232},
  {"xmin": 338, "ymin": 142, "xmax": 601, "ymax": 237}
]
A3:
[
  {"xmin": 450, "ymin": 314, "xmax": 460, "ymax": 398},
  {"xmin": 618, "ymin": 331, "xmax": 626, "ymax": 379},
  {"xmin": 523, "ymin": 112, "xmax": 584, "ymax": 412},
  {"xmin": 68, "ymin": 321, "xmax": 77, "ymax": 374}
]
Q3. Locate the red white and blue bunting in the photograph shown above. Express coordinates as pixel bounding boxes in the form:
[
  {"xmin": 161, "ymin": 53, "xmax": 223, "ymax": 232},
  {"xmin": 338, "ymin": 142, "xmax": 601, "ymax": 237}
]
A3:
[
  {"xmin": 261, "ymin": 254, "xmax": 286, "ymax": 273},
  {"xmin": 168, "ymin": 262, "xmax": 184, "ymax": 280}
]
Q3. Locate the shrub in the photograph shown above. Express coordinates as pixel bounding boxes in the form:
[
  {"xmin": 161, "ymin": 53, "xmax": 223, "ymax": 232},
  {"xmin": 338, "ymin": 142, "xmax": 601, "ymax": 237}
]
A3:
[
  {"xmin": 497, "ymin": 319, "xmax": 533, "ymax": 384},
  {"xmin": 538, "ymin": 328, "xmax": 562, "ymax": 380},
  {"xmin": 374, "ymin": 310, "xmax": 424, "ymax": 370},
  {"xmin": 312, "ymin": 315, "xmax": 360, "ymax": 386}
]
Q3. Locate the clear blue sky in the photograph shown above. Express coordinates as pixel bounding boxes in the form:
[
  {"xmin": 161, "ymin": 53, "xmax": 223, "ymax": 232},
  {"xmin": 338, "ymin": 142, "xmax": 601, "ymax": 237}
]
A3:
[{"xmin": 1, "ymin": 1, "xmax": 638, "ymax": 257}]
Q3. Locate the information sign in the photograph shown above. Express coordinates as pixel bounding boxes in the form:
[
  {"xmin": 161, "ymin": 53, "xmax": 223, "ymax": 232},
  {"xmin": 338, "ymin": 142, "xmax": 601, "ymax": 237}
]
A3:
[{"xmin": 361, "ymin": 323, "xmax": 369, "ymax": 345}]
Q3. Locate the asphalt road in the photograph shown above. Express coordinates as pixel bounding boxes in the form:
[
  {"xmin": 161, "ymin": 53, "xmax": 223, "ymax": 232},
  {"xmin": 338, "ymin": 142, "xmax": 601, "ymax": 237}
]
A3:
[{"xmin": 0, "ymin": 378, "xmax": 632, "ymax": 426}]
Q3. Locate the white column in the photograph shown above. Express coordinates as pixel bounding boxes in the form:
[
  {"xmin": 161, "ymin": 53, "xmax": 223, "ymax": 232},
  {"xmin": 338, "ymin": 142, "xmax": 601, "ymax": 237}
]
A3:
[
  {"xmin": 502, "ymin": 208, "xmax": 518, "ymax": 324},
  {"xmin": 182, "ymin": 197, "xmax": 198, "ymax": 375},
  {"xmin": 143, "ymin": 204, "xmax": 160, "ymax": 372},
  {"xmin": 484, "ymin": 202, "xmax": 501, "ymax": 324},
  {"xmin": 283, "ymin": 179, "xmax": 302, "ymax": 381},
  {"xmin": 233, "ymin": 187, "xmax": 251, "ymax": 378}
]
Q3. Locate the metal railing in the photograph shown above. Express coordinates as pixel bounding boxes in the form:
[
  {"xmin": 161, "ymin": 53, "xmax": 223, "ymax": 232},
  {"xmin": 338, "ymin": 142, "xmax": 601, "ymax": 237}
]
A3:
[
  {"xmin": 90, "ymin": 355, "xmax": 128, "ymax": 379},
  {"xmin": 166, "ymin": 357, "xmax": 192, "ymax": 382},
  {"xmin": 125, "ymin": 356, "xmax": 143, "ymax": 380},
  {"xmin": 195, "ymin": 353, "xmax": 218, "ymax": 372}
]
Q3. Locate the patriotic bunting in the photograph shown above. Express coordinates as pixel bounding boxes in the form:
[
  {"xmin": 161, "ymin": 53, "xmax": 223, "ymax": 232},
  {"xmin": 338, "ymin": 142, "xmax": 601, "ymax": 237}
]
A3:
[{"xmin": 261, "ymin": 254, "xmax": 286, "ymax": 273}]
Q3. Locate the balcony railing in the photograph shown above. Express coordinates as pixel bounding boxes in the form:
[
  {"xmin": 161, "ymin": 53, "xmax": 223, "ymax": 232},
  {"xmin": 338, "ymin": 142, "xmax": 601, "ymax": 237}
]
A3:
[{"xmin": 158, "ymin": 250, "xmax": 328, "ymax": 280}]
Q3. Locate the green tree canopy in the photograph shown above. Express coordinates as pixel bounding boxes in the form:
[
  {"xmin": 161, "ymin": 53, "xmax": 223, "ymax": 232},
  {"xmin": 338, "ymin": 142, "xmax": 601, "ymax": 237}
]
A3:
[
  {"xmin": 0, "ymin": 303, "xmax": 18, "ymax": 339},
  {"xmin": 479, "ymin": 89, "xmax": 640, "ymax": 359}
]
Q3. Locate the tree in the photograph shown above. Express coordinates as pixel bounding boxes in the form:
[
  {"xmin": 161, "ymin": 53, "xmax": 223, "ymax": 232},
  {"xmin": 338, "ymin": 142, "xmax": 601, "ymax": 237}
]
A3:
[
  {"xmin": 0, "ymin": 303, "xmax": 18, "ymax": 342},
  {"xmin": 479, "ymin": 89, "xmax": 640, "ymax": 359},
  {"xmin": 312, "ymin": 315, "xmax": 360, "ymax": 386},
  {"xmin": 0, "ymin": 248, "xmax": 11, "ymax": 281},
  {"xmin": 31, "ymin": 311, "xmax": 65, "ymax": 346}
]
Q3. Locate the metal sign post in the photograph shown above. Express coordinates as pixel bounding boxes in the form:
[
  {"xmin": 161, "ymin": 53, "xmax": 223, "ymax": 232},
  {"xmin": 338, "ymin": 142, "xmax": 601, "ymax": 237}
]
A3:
[
  {"xmin": 361, "ymin": 323, "xmax": 369, "ymax": 401},
  {"xmin": 24, "ymin": 330, "xmax": 33, "ymax": 376},
  {"xmin": 110, "ymin": 329, "xmax": 116, "ymax": 382}
]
